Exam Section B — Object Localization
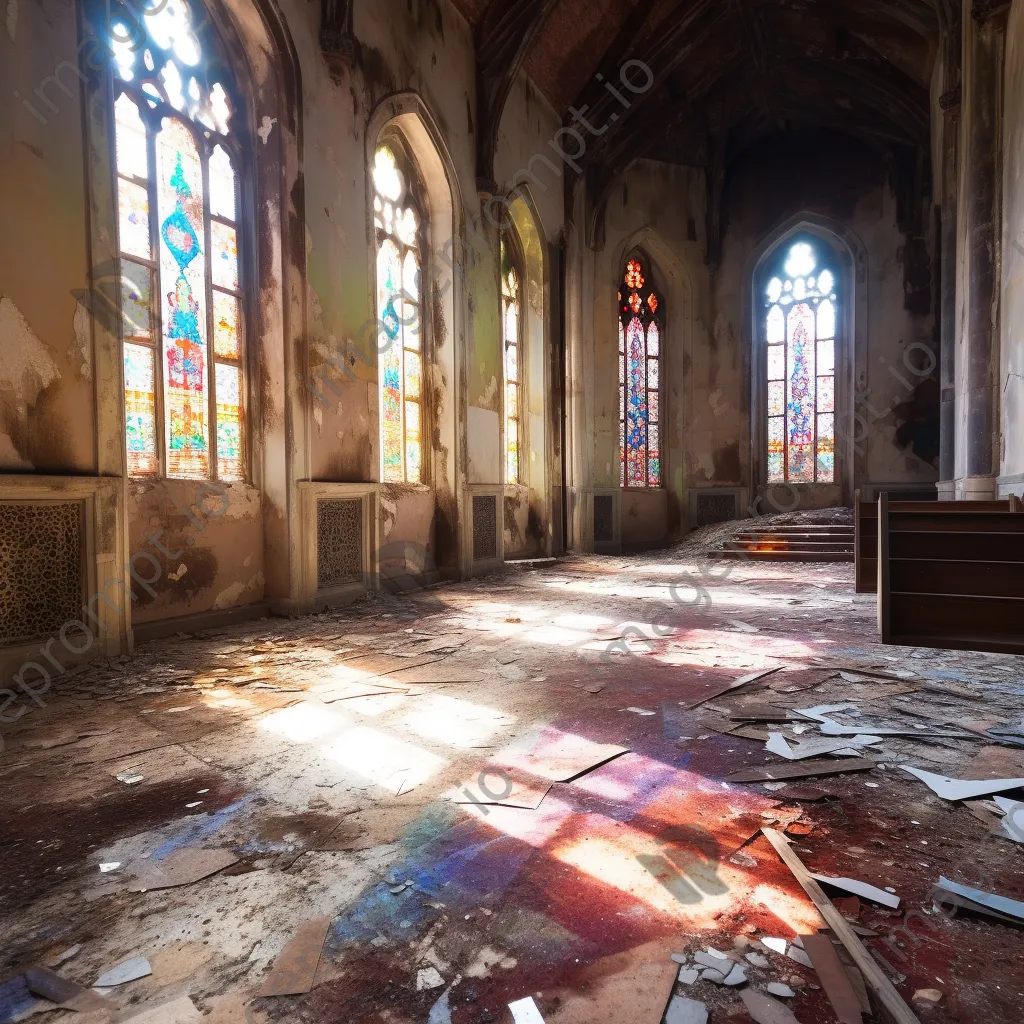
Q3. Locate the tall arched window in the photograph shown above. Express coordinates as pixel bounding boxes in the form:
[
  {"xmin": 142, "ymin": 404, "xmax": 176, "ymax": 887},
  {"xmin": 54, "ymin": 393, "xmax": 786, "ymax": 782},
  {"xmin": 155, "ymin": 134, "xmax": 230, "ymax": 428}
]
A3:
[
  {"xmin": 110, "ymin": 0, "xmax": 245, "ymax": 481},
  {"xmin": 373, "ymin": 143, "xmax": 424, "ymax": 483},
  {"xmin": 501, "ymin": 236, "xmax": 523, "ymax": 484},
  {"xmin": 764, "ymin": 240, "xmax": 837, "ymax": 484},
  {"xmin": 618, "ymin": 255, "xmax": 661, "ymax": 488}
]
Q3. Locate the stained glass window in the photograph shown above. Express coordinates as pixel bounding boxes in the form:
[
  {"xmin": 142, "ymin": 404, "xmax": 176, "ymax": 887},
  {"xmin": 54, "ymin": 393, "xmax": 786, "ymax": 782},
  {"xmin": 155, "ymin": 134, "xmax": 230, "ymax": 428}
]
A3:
[
  {"xmin": 111, "ymin": 0, "xmax": 244, "ymax": 480},
  {"xmin": 764, "ymin": 241, "xmax": 836, "ymax": 484},
  {"xmin": 618, "ymin": 256, "xmax": 662, "ymax": 487},
  {"xmin": 374, "ymin": 144, "xmax": 423, "ymax": 483},
  {"xmin": 501, "ymin": 238, "xmax": 523, "ymax": 484}
]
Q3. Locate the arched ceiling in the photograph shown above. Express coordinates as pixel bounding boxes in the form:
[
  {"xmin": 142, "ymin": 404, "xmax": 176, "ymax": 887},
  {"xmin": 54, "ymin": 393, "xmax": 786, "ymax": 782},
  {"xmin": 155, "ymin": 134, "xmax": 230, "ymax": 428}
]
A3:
[{"xmin": 463, "ymin": 0, "xmax": 959, "ymax": 214}]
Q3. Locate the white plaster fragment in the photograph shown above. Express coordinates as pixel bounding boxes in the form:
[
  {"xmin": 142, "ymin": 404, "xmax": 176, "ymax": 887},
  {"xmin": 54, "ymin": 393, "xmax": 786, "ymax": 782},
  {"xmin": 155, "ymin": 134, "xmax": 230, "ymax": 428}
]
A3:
[
  {"xmin": 479, "ymin": 374, "xmax": 498, "ymax": 407},
  {"xmin": 257, "ymin": 115, "xmax": 278, "ymax": 144},
  {"xmin": 70, "ymin": 301, "xmax": 94, "ymax": 380},
  {"xmin": 6, "ymin": 0, "xmax": 17, "ymax": 42},
  {"xmin": 212, "ymin": 571, "xmax": 264, "ymax": 610}
]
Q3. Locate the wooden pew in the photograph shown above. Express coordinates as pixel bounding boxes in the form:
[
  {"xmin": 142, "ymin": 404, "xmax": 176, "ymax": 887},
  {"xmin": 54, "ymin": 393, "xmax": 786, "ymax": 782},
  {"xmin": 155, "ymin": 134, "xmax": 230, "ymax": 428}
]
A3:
[
  {"xmin": 854, "ymin": 491, "xmax": 1013, "ymax": 593},
  {"xmin": 877, "ymin": 493, "xmax": 1024, "ymax": 655}
]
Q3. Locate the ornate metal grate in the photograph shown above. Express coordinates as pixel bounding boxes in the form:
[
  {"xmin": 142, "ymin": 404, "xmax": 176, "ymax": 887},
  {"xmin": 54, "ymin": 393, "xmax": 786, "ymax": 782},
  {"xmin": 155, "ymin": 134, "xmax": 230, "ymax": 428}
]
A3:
[
  {"xmin": 0, "ymin": 501, "xmax": 84, "ymax": 647},
  {"xmin": 593, "ymin": 494, "xmax": 614, "ymax": 544},
  {"xmin": 316, "ymin": 498, "xmax": 362, "ymax": 589},
  {"xmin": 696, "ymin": 492, "xmax": 738, "ymax": 527},
  {"xmin": 472, "ymin": 494, "xmax": 497, "ymax": 561}
]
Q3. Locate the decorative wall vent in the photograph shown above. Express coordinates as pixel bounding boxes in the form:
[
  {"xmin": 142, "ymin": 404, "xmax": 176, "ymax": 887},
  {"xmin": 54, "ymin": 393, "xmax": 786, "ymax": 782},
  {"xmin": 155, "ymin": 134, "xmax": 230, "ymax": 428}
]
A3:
[
  {"xmin": 316, "ymin": 498, "xmax": 362, "ymax": 589},
  {"xmin": 0, "ymin": 501, "xmax": 84, "ymax": 647},
  {"xmin": 593, "ymin": 494, "xmax": 614, "ymax": 544},
  {"xmin": 472, "ymin": 494, "xmax": 497, "ymax": 561},
  {"xmin": 696, "ymin": 492, "xmax": 738, "ymax": 527}
]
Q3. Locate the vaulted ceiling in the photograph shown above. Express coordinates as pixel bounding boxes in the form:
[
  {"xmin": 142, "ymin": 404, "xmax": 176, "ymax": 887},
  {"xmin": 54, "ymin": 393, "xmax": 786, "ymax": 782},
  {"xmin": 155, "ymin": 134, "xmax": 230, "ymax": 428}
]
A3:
[{"xmin": 461, "ymin": 0, "xmax": 960, "ymax": 229}]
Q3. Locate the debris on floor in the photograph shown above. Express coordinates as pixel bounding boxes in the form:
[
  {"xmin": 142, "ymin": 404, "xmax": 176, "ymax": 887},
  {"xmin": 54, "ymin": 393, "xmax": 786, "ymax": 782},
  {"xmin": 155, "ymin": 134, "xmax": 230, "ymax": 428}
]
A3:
[{"xmin": 1, "ymin": 550, "xmax": 1022, "ymax": 1024}]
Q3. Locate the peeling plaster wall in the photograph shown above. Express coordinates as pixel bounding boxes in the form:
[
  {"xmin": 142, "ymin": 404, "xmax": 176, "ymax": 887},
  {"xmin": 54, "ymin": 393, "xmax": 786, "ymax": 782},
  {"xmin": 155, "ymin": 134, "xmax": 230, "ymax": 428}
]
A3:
[
  {"xmin": 580, "ymin": 134, "xmax": 936, "ymax": 546},
  {"xmin": 595, "ymin": 159, "xmax": 704, "ymax": 542},
  {"xmin": 0, "ymin": 0, "xmax": 97, "ymax": 473},
  {"xmin": 1001, "ymin": 3, "xmax": 1024, "ymax": 494},
  {"xmin": 127, "ymin": 481, "xmax": 265, "ymax": 623},
  {"xmin": 295, "ymin": 0, "xmax": 478, "ymax": 486}
]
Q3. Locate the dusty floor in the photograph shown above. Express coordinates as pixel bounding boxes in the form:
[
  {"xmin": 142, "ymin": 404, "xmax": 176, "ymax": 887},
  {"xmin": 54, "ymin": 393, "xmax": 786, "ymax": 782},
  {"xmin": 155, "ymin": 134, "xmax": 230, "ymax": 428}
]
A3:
[{"xmin": 1, "ymin": 544, "xmax": 1023, "ymax": 1024}]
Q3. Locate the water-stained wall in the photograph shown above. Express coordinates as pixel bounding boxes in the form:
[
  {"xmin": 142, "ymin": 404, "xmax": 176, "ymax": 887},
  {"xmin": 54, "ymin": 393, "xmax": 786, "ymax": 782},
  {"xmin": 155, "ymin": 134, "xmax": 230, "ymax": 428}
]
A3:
[
  {"xmin": 573, "ymin": 129, "xmax": 938, "ymax": 548},
  {"xmin": 1, "ymin": 0, "xmax": 97, "ymax": 474},
  {"xmin": 1, "ymin": 0, "xmax": 566, "ymax": 641}
]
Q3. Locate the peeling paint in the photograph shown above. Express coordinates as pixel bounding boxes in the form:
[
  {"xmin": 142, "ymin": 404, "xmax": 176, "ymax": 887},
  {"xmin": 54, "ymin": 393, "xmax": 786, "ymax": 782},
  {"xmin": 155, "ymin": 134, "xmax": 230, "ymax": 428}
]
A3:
[
  {"xmin": 707, "ymin": 388, "xmax": 727, "ymax": 418},
  {"xmin": 68, "ymin": 303, "xmax": 93, "ymax": 381},
  {"xmin": 257, "ymin": 116, "xmax": 278, "ymax": 144},
  {"xmin": 212, "ymin": 571, "xmax": 265, "ymax": 610},
  {"xmin": 0, "ymin": 295, "xmax": 61, "ymax": 468}
]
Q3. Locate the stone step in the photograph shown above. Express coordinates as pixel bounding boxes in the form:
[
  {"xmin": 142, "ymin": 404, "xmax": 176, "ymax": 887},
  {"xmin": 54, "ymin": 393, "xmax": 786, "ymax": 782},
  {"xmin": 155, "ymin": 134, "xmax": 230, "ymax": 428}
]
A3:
[
  {"xmin": 738, "ymin": 525, "xmax": 854, "ymax": 534},
  {"xmin": 736, "ymin": 535, "xmax": 854, "ymax": 543},
  {"xmin": 718, "ymin": 549, "xmax": 855, "ymax": 562}
]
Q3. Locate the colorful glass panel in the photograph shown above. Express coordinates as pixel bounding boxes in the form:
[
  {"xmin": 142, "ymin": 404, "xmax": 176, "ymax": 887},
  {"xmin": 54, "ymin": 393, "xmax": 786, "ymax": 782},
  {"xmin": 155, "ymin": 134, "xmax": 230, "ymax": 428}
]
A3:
[
  {"xmin": 625, "ymin": 259, "xmax": 644, "ymax": 289},
  {"xmin": 619, "ymin": 259, "xmax": 661, "ymax": 487},
  {"xmin": 114, "ymin": 0, "xmax": 245, "ymax": 482},
  {"xmin": 124, "ymin": 343, "xmax": 157, "ymax": 475},
  {"xmin": 765, "ymin": 242, "xmax": 838, "ymax": 484},
  {"xmin": 211, "ymin": 221, "xmax": 238, "ymax": 290},
  {"xmin": 786, "ymin": 303, "xmax": 816, "ymax": 482},
  {"xmin": 215, "ymin": 362, "xmax": 242, "ymax": 480},
  {"xmin": 157, "ymin": 117, "xmax": 208, "ymax": 478},
  {"xmin": 647, "ymin": 320, "xmax": 660, "ymax": 357},
  {"xmin": 817, "ymin": 376, "xmax": 835, "ymax": 414},
  {"xmin": 625, "ymin": 316, "xmax": 647, "ymax": 487},
  {"xmin": 120, "ymin": 261, "xmax": 153, "ymax": 341},
  {"xmin": 502, "ymin": 244, "xmax": 522, "ymax": 485},
  {"xmin": 118, "ymin": 180, "xmax": 152, "ymax": 260},
  {"xmin": 816, "ymin": 413, "xmax": 835, "ymax": 482},
  {"xmin": 404, "ymin": 399, "xmax": 421, "ymax": 481},
  {"xmin": 213, "ymin": 291, "xmax": 239, "ymax": 359},
  {"xmin": 375, "ymin": 148, "xmax": 423, "ymax": 484}
]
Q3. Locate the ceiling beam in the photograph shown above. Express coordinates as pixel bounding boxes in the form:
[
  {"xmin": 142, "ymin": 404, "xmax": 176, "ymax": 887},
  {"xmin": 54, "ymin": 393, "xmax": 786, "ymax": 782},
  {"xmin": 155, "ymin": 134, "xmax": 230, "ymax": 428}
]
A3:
[{"xmin": 475, "ymin": 0, "xmax": 560, "ymax": 192}]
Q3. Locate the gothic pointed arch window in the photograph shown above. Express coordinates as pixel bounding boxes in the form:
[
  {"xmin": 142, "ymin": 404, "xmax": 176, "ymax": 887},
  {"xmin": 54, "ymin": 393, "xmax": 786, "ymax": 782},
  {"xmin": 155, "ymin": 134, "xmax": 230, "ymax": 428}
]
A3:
[
  {"xmin": 110, "ymin": 0, "xmax": 246, "ymax": 480},
  {"xmin": 763, "ymin": 239, "xmax": 837, "ymax": 483},
  {"xmin": 618, "ymin": 255, "xmax": 662, "ymax": 488},
  {"xmin": 501, "ymin": 235, "xmax": 524, "ymax": 484},
  {"xmin": 374, "ymin": 141, "xmax": 424, "ymax": 483}
]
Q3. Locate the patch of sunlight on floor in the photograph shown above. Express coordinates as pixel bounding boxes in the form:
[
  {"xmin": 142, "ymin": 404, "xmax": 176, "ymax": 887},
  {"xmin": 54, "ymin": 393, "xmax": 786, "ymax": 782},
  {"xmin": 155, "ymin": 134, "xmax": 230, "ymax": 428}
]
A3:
[
  {"xmin": 399, "ymin": 694, "xmax": 514, "ymax": 748},
  {"xmin": 752, "ymin": 883, "xmax": 825, "ymax": 936},
  {"xmin": 519, "ymin": 624, "xmax": 598, "ymax": 647},
  {"xmin": 257, "ymin": 700, "xmax": 351, "ymax": 743},
  {"xmin": 463, "ymin": 795, "xmax": 575, "ymax": 846},
  {"xmin": 553, "ymin": 612, "xmax": 617, "ymax": 630},
  {"xmin": 550, "ymin": 815, "xmax": 746, "ymax": 922},
  {"xmin": 320, "ymin": 725, "xmax": 448, "ymax": 794},
  {"xmin": 199, "ymin": 689, "xmax": 259, "ymax": 711}
]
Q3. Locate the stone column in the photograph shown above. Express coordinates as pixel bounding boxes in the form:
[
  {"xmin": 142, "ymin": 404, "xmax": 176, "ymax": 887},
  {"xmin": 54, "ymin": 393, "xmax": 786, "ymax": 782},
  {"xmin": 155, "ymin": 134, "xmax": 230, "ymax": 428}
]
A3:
[
  {"xmin": 961, "ymin": 0, "xmax": 1011, "ymax": 499},
  {"xmin": 938, "ymin": 83, "xmax": 960, "ymax": 500}
]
